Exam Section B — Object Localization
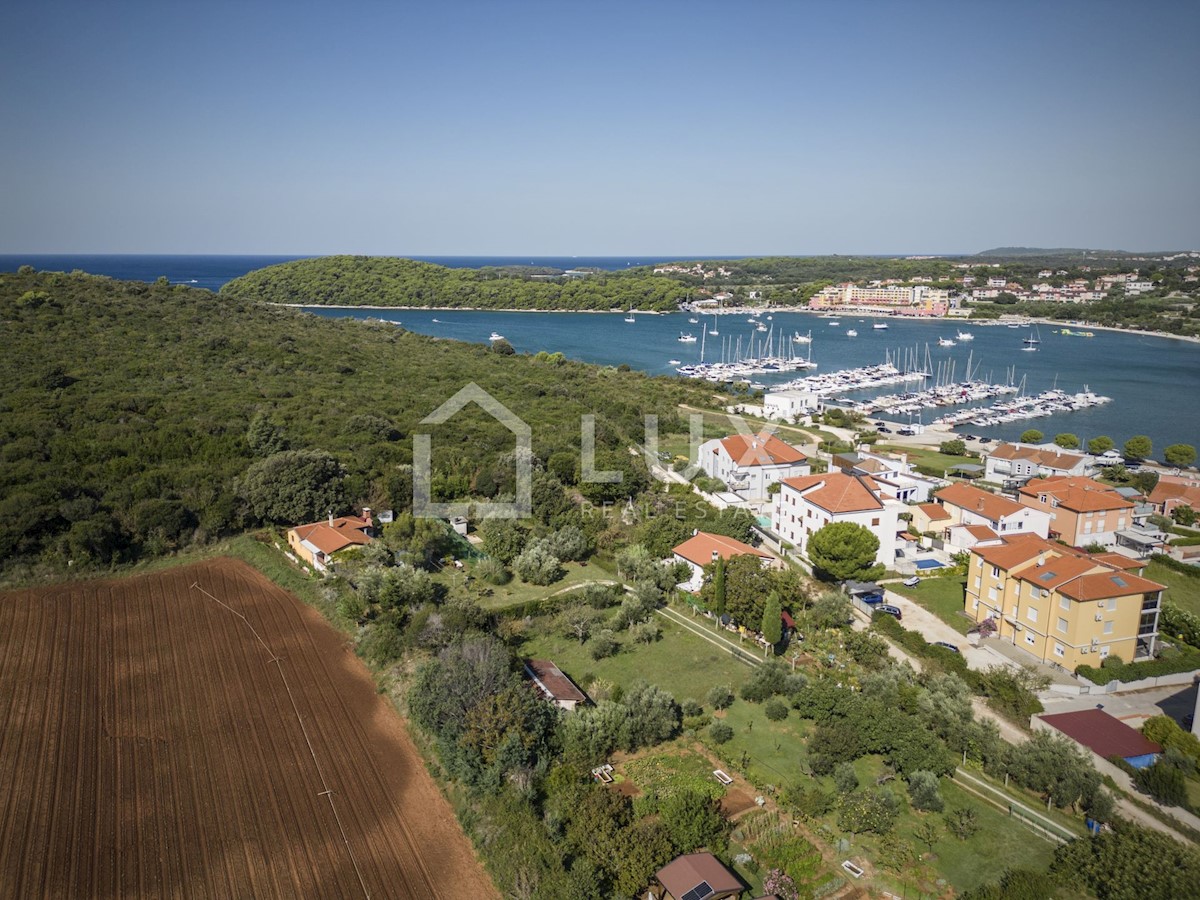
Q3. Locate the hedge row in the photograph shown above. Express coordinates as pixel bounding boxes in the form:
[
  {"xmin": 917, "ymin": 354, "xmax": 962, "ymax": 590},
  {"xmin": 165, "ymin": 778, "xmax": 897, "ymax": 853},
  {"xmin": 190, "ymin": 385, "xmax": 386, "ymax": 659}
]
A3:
[
  {"xmin": 1076, "ymin": 649, "xmax": 1200, "ymax": 685},
  {"xmin": 1150, "ymin": 553, "xmax": 1200, "ymax": 577}
]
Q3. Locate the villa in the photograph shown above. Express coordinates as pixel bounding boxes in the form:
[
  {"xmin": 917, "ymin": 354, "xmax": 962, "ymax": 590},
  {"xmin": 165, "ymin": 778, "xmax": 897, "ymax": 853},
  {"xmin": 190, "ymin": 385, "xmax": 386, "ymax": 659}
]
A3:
[
  {"xmin": 697, "ymin": 430, "xmax": 810, "ymax": 499},
  {"xmin": 286, "ymin": 509, "xmax": 375, "ymax": 573}
]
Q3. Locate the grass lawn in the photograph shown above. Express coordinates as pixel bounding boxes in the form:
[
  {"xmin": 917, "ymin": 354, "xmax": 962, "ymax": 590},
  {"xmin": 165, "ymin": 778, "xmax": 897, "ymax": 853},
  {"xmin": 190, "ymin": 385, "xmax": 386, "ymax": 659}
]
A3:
[
  {"xmin": 889, "ymin": 575, "xmax": 973, "ymax": 634},
  {"xmin": 712, "ymin": 700, "xmax": 813, "ymax": 790},
  {"xmin": 877, "ymin": 443, "xmax": 981, "ymax": 477},
  {"xmin": 458, "ymin": 559, "xmax": 613, "ymax": 611},
  {"xmin": 518, "ymin": 613, "xmax": 755, "ymax": 702},
  {"xmin": 1146, "ymin": 558, "xmax": 1200, "ymax": 617}
]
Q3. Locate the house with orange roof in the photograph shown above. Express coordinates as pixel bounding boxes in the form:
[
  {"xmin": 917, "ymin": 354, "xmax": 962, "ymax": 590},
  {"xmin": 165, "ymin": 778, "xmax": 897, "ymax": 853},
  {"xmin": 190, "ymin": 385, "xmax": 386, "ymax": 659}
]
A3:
[
  {"xmin": 698, "ymin": 430, "xmax": 810, "ymax": 499},
  {"xmin": 1017, "ymin": 476, "xmax": 1134, "ymax": 548},
  {"xmin": 933, "ymin": 482, "xmax": 1051, "ymax": 549},
  {"xmin": 1149, "ymin": 476, "xmax": 1200, "ymax": 518},
  {"xmin": 286, "ymin": 509, "xmax": 375, "ymax": 573},
  {"xmin": 672, "ymin": 530, "xmax": 774, "ymax": 592},
  {"xmin": 771, "ymin": 471, "xmax": 902, "ymax": 568},
  {"xmin": 966, "ymin": 533, "xmax": 1164, "ymax": 668},
  {"xmin": 983, "ymin": 442, "xmax": 1095, "ymax": 483},
  {"xmin": 911, "ymin": 501, "xmax": 953, "ymax": 534}
]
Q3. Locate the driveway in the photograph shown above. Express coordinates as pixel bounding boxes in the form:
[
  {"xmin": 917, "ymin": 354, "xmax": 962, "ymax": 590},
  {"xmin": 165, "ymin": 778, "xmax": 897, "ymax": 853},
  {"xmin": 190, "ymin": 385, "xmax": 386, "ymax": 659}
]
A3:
[{"xmin": 881, "ymin": 588, "xmax": 1016, "ymax": 672}]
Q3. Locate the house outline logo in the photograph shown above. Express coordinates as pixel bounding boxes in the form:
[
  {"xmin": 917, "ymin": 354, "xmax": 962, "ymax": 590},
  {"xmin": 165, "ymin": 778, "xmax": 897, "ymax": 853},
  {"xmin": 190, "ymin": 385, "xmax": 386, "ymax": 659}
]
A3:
[{"xmin": 413, "ymin": 383, "xmax": 532, "ymax": 519}]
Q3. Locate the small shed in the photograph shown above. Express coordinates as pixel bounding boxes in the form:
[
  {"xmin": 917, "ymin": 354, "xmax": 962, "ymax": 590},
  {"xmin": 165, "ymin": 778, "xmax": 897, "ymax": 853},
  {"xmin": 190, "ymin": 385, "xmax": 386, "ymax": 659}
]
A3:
[
  {"xmin": 1038, "ymin": 709, "xmax": 1162, "ymax": 769},
  {"xmin": 524, "ymin": 659, "xmax": 587, "ymax": 712},
  {"xmin": 654, "ymin": 852, "xmax": 743, "ymax": 900}
]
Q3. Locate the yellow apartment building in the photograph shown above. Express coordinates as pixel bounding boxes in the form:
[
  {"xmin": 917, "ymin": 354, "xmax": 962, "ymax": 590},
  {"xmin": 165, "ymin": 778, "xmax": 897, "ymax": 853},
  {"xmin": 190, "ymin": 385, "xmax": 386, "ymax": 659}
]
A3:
[{"xmin": 966, "ymin": 534, "xmax": 1164, "ymax": 669}]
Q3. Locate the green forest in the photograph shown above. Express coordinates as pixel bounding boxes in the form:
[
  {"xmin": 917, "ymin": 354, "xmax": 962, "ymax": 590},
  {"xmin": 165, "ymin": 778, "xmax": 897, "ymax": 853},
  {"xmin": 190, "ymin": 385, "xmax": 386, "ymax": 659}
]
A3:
[
  {"xmin": 0, "ymin": 268, "xmax": 715, "ymax": 580},
  {"xmin": 221, "ymin": 255, "xmax": 689, "ymax": 311}
]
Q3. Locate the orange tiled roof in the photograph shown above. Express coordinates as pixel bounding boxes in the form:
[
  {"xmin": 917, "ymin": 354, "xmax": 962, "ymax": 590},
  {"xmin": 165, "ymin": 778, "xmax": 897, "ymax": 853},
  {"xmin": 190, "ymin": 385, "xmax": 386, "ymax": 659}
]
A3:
[
  {"xmin": 962, "ymin": 524, "xmax": 1000, "ymax": 542},
  {"xmin": 1020, "ymin": 476, "xmax": 1132, "ymax": 512},
  {"xmin": 780, "ymin": 472, "xmax": 884, "ymax": 514},
  {"xmin": 1150, "ymin": 481, "xmax": 1200, "ymax": 509},
  {"xmin": 937, "ymin": 483, "xmax": 1025, "ymax": 521},
  {"xmin": 988, "ymin": 443, "xmax": 1085, "ymax": 470},
  {"xmin": 972, "ymin": 533, "xmax": 1057, "ymax": 570},
  {"xmin": 290, "ymin": 517, "xmax": 373, "ymax": 555},
  {"xmin": 1058, "ymin": 570, "xmax": 1166, "ymax": 601},
  {"xmin": 720, "ymin": 431, "xmax": 807, "ymax": 467},
  {"xmin": 673, "ymin": 531, "xmax": 770, "ymax": 567},
  {"xmin": 916, "ymin": 502, "xmax": 952, "ymax": 521}
]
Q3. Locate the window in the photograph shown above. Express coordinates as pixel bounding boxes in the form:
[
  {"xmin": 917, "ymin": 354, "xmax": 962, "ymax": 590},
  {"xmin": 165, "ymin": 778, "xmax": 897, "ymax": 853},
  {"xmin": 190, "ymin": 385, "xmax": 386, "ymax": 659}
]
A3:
[
  {"xmin": 988, "ymin": 587, "xmax": 998, "ymax": 602},
  {"xmin": 991, "ymin": 566, "xmax": 1000, "ymax": 578},
  {"xmin": 871, "ymin": 518, "xmax": 880, "ymax": 526},
  {"xmin": 1054, "ymin": 643, "xmax": 1065, "ymax": 658},
  {"xmin": 1108, "ymin": 597, "xmax": 1118, "ymax": 611},
  {"xmin": 1060, "ymin": 596, "xmax": 1070, "ymax": 611},
  {"xmin": 1027, "ymin": 607, "xmax": 1038, "ymax": 623},
  {"xmin": 973, "ymin": 598, "xmax": 979, "ymax": 610},
  {"xmin": 1057, "ymin": 617, "xmax": 1069, "ymax": 634},
  {"xmin": 1025, "ymin": 633, "xmax": 1036, "ymax": 646},
  {"xmin": 974, "ymin": 576, "xmax": 981, "ymax": 588},
  {"xmin": 1104, "ymin": 621, "xmax": 1114, "ymax": 635}
]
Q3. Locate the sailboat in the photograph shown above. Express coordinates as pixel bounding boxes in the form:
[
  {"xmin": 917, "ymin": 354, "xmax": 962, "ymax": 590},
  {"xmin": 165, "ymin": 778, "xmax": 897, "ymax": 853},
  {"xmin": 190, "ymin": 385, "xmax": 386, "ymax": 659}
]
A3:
[
  {"xmin": 624, "ymin": 309, "xmax": 636, "ymax": 323},
  {"xmin": 708, "ymin": 315, "xmax": 719, "ymax": 336},
  {"xmin": 1022, "ymin": 325, "xmax": 1041, "ymax": 351},
  {"xmin": 678, "ymin": 332, "xmax": 697, "ymax": 343},
  {"xmin": 792, "ymin": 330, "xmax": 812, "ymax": 344},
  {"xmin": 938, "ymin": 337, "xmax": 957, "ymax": 347}
]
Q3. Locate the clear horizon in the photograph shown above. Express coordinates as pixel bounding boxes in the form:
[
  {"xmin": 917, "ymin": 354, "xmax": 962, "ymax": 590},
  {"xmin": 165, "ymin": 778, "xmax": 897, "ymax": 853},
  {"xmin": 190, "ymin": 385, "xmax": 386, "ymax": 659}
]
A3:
[{"xmin": 2, "ymin": 0, "xmax": 1198, "ymax": 255}]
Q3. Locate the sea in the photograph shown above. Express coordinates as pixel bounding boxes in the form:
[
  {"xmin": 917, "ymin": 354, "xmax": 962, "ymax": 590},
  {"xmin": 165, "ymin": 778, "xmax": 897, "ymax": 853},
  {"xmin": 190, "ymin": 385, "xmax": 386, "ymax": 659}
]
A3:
[{"xmin": 3, "ymin": 254, "xmax": 1197, "ymax": 452}]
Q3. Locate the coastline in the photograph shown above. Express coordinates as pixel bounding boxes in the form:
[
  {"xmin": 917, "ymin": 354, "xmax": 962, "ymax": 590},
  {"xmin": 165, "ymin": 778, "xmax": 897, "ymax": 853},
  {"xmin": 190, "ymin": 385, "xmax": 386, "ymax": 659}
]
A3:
[{"xmin": 281, "ymin": 302, "xmax": 1200, "ymax": 344}]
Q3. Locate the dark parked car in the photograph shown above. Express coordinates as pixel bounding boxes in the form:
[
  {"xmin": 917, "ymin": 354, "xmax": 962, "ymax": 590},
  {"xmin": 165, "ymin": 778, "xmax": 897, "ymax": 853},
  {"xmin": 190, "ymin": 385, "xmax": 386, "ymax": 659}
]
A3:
[
  {"xmin": 877, "ymin": 426, "xmax": 892, "ymax": 433},
  {"xmin": 875, "ymin": 604, "xmax": 902, "ymax": 620},
  {"xmin": 932, "ymin": 641, "xmax": 960, "ymax": 653}
]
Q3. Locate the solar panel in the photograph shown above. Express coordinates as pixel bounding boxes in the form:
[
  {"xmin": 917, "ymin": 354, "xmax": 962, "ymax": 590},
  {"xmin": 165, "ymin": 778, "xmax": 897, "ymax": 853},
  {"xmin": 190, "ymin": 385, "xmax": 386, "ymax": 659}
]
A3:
[{"xmin": 681, "ymin": 882, "xmax": 713, "ymax": 900}]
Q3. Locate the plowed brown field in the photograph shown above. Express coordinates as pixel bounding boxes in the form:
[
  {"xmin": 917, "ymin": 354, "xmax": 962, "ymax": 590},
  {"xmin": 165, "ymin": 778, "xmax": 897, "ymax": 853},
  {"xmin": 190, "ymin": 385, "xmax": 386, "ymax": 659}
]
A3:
[{"xmin": 0, "ymin": 558, "xmax": 498, "ymax": 899}]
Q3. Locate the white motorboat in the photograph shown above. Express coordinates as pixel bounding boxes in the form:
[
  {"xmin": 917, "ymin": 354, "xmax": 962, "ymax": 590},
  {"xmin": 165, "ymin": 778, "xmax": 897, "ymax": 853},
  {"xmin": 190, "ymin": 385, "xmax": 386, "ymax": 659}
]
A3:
[
  {"xmin": 678, "ymin": 333, "xmax": 697, "ymax": 343},
  {"xmin": 956, "ymin": 330, "xmax": 975, "ymax": 341},
  {"xmin": 846, "ymin": 328, "xmax": 858, "ymax": 337},
  {"xmin": 938, "ymin": 337, "xmax": 956, "ymax": 347},
  {"xmin": 668, "ymin": 359, "xmax": 682, "ymax": 365},
  {"xmin": 873, "ymin": 322, "xmax": 889, "ymax": 330},
  {"xmin": 792, "ymin": 330, "xmax": 812, "ymax": 344},
  {"xmin": 489, "ymin": 332, "xmax": 505, "ymax": 342}
]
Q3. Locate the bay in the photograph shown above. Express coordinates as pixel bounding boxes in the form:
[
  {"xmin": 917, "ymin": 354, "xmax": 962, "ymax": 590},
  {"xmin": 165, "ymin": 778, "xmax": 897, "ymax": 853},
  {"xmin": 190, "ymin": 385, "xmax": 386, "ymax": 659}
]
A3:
[{"xmin": 303, "ymin": 306, "xmax": 1200, "ymax": 452}]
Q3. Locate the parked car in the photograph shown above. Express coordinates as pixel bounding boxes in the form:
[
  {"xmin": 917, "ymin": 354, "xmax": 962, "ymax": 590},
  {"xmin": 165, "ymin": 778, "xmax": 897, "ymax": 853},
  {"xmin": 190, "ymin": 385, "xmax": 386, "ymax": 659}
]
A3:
[
  {"xmin": 932, "ymin": 641, "xmax": 960, "ymax": 653},
  {"xmin": 902, "ymin": 576, "xmax": 921, "ymax": 587},
  {"xmin": 859, "ymin": 592, "xmax": 885, "ymax": 605},
  {"xmin": 897, "ymin": 427, "xmax": 916, "ymax": 436},
  {"xmin": 877, "ymin": 426, "xmax": 892, "ymax": 433},
  {"xmin": 875, "ymin": 604, "xmax": 902, "ymax": 620}
]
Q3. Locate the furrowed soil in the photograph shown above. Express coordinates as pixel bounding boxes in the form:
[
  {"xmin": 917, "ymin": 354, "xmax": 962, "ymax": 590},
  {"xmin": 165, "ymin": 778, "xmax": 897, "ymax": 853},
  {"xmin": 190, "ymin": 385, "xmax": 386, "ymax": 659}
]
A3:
[{"xmin": 0, "ymin": 558, "xmax": 497, "ymax": 899}]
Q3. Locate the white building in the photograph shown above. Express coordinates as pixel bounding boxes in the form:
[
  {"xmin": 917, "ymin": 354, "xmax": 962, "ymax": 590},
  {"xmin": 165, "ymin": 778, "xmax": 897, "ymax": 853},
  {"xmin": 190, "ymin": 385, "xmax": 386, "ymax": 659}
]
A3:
[
  {"xmin": 831, "ymin": 450, "xmax": 945, "ymax": 503},
  {"xmin": 698, "ymin": 431, "xmax": 810, "ymax": 499},
  {"xmin": 772, "ymin": 472, "xmax": 903, "ymax": 567},
  {"xmin": 933, "ymin": 482, "xmax": 1052, "ymax": 549},
  {"xmin": 763, "ymin": 390, "xmax": 821, "ymax": 422},
  {"xmin": 671, "ymin": 531, "xmax": 773, "ymax": 592},
  {"xmin": 984, "ymin": 443, "xmax": 1095, "ymax": 483}
]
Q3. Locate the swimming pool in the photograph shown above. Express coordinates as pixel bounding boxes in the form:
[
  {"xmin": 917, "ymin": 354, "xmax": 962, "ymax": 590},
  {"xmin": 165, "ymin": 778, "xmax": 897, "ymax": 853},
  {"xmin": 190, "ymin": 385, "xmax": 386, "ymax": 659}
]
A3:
[{"xmin": 915, "ymin": 559, "xmax": 947, "ymax": 570}]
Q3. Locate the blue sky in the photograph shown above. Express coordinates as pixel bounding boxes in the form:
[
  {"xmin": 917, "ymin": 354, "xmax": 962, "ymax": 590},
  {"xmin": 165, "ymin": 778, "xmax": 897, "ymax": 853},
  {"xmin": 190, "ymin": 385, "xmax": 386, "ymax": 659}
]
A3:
[{"xmin": 1, "ymin": 0, "xmax": 1197, "ymax": 254}]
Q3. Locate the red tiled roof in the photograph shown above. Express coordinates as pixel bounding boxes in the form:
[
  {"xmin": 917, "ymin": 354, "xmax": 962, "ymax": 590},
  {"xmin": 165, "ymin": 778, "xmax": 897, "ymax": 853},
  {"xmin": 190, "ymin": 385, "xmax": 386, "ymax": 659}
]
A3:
[
  {"xmin": 1041, "ymin": 709, "xmax": 1162, "ymax": 759},
  {"xmin": 720, "ymin": 431, "xmax": 807, "ymax": 467},
  {"xmin": 972, "ymin": 533, "xmax": 1059, "ymax": 570},
  {"xmin": 673, "ymin": 532, "xmax": 770, "ymax": 567},
  {"xmin": 657, "ymin": 853, "xmax": 742, "ymax": 900},
  {"xmin": 916, "ymin": 502, "xmax": 951, "ymax": 521},
  {"xmin": 962, "ymin": 524, "xmax": 999, "ymax": 542},
  {"xmin": 937, "ymin": 482, "xmax": 1025, "ymax": 521},
  {"xmin": 1150, "ymin": 481, "xmax": 1200, "ymax": 509},
  {"xmin": 525, "ymin": 659, "xmax": 586, "ymax": 703},
  {"xmin": 779, "ymin": 472, "xmax": 884, "ymax": 514},
  {"xmin": 1088, "ymin": 552, "xmax": 1144, "ymax": 571},
  {"xmin": 988, "ymin": 443, "xmax": 1085, "ymax": 470},
  {"xmin": 1058, "ymin": 570, "xmax": 1166, "ymax": 602},
  {"xmin": 290, "ymin": 517, "xmax": 373, "ymax": 555},
  {"xmin": 1020, "ymin": 476, "xmax": 1132, "ymax": 513}
]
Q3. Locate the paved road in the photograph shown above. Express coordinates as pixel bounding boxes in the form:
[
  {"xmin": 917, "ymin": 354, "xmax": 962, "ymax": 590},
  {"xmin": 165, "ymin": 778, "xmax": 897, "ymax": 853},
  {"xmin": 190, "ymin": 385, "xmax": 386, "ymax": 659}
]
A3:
[{"xmin": 880, "ymin": 586, "xmax": 1018, "ymax": 672}]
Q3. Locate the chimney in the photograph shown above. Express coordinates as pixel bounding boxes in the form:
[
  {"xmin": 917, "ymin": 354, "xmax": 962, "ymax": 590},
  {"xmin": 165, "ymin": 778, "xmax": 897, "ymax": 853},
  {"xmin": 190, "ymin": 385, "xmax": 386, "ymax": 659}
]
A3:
[
  {"xmin": 328, "ymin": 509, "xmax": 334, "ymax": 527},
  {"xmin": 362, "ymin": 506, "xmax": 373, "ymax": 523},
  {"xmin": 1037, "ymin": 551, "xmax": 1045, "ymax": 567},
  {"xmin": 712, "ymin": 550, "xmax": 720, "ymax": 561}
]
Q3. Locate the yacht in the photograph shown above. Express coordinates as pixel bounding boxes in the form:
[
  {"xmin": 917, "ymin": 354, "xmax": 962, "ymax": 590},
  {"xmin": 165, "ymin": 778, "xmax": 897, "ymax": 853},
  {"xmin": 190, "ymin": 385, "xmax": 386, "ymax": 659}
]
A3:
[
  {"xmin": 873, "ymin": 322, "xmax": 889, "ymax": 330},
  {"xmin": 792, "ymin": 330, "xmax": 812, "ymax": 344},
  {"xmin": 668, "ymin": 359, "xmax": 682, "ymax": 366},
  {"xmin": 938, "ymin": 337, "xmax": 956, "ymax": 347},
  {"xmin": 678, "ymin": 333, "xmax": 697, "ymax": 343},
  {"xmin": 624, "ymin": 310, "xmax": 636, "ymax": 323},
  {"xmin": 489, "ymin": 332, "xmax": 505, "ymax": 342},
  {"xmin": 846, "ymin": 328, "xmax": 858, "ymax": 337},
  {"xmin": 956, "ymin": 330, "xmax": 975, "ymax": 341},
  {"xmin": 688, "ymin": 317, "xmax": 699, "ymax": 324}
]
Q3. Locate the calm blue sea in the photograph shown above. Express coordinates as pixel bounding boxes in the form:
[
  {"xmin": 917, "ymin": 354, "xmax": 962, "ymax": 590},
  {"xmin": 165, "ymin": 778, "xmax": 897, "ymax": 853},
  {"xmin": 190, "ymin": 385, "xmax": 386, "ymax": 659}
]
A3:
[{"xmin": 3, "ymin": 254, "xmax": 1196, "ymax": 451}]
